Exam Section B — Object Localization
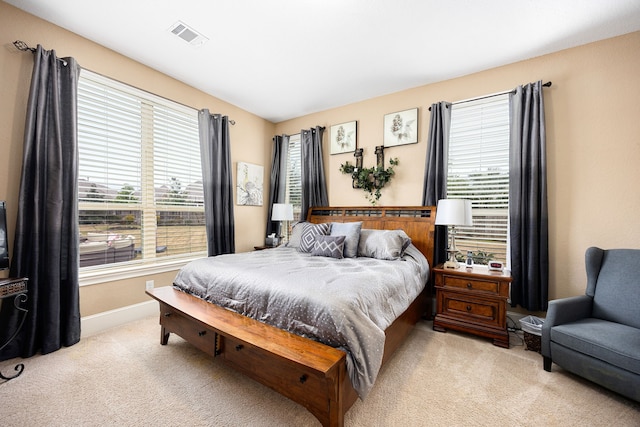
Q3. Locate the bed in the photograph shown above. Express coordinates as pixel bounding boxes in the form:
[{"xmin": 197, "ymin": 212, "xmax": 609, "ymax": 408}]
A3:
[{"xmin": 146, "ymin": 206, "xmax": 436, "ymax": 426}]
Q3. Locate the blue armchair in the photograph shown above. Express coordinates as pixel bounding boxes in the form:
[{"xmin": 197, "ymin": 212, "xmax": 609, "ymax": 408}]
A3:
[{"xmin": 542, "ymin": 247, "xmax": 640, "ymax": 402}]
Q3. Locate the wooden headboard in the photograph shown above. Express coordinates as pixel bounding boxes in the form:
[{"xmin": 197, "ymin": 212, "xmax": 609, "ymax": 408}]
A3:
[{"xmin": 308, "ymin": 206, "xmax": 437, "ymax": 268}]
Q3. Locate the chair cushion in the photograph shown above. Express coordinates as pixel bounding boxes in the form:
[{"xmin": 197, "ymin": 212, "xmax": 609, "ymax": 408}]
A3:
[
  {"xmin": 550, "ymin": 318, "xmax": 640, "ymax": 375},
  {"xmin": 592, "ymin": 249, "xmax": 640, "ymax": 329}
]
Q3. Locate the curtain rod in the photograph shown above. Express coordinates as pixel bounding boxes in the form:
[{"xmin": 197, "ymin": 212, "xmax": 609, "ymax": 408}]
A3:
[
  {"xmin": 428, "ymin": 81, "xmax": 552, "ymax": 111},
  {"xmin": 272, "ymin": 126, "xmax": 326, "ymax": 141},
  {"xmin": 12, "ymin": 40, "xmax": 236, "ymax": 125},
  {"xmin": 13, "ymin": 39, "xmax": 68, "ymax": 66}
]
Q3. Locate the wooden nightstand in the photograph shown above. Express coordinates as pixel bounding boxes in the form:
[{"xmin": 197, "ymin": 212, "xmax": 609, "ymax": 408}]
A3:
[{"xmin": 433, "ymin": 264, "xmax": 512, "ymax": 348}]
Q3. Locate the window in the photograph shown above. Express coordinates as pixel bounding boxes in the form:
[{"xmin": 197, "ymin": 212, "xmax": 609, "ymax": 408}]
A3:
[
  {"xmin": 285, "ymin": 134, "xmax": 302, "ymax": 222},
  {"xmin": 447, "ymin": 93, "xmax": 510, "ymax": 265},
  {"xmin": 77, "ymin": 70, "xmax": 206, "ymax": 272}
]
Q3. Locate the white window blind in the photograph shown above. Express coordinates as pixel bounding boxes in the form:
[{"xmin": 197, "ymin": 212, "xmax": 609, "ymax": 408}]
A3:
[
  {"xmin": 447, "ymin": 93, "xmax": 510, "ymax": 264},
  {"xmin": 77, "ymin": 70, "xmax": 206, "ymax": 270},
  {"xmin": 286, "ymin": 134, "xmax": 302, "ymax": 221}
]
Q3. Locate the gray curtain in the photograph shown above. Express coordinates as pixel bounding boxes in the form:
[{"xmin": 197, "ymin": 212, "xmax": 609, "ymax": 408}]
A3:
[
  {"xmin": 198, "ymin": 110, "xmax": 235, "ymax": 256},
  {"xmin": 509, "ymin": 81, "xmax": 549, "ymax": 311},
  {"xmin": 266, "ymin": 135, "xmax": 289, "ymax": 236},
  {"xmin": 0, "ymin": 46, "xmax": 81, "ymax": 360},
  {"xmin": 300, "ymin": 126, "xmax": 328, "ymax": 220},
  {"xmin": 422, "ymin": 101, "xmax": 452, "ymax": 267}
]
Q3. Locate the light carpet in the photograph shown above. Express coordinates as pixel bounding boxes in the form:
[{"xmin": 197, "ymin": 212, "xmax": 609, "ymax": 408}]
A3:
[{"xmin": 0, "ymin": 316, "xmax": 638, "ymax": 426}]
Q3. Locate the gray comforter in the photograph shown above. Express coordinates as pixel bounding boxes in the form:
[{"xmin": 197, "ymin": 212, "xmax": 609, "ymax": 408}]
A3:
[{"xmin": 173, "ymin": 244, "xmax": 429, "ymax": 398}]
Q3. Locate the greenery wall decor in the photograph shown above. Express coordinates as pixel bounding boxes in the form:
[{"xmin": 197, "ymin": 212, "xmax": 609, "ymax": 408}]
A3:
[{"xmin": 339, "ymin": 146, "xmax": 399, "ymax": 205}]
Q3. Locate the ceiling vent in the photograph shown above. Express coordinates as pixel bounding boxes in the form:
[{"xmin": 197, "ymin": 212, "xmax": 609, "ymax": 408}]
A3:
[{"xmin": 168, "ymin": 21, "xmax": 209, "ymax": 47}]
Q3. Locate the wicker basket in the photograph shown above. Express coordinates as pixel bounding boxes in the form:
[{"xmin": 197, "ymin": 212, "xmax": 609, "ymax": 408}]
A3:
[{"xmin": 524, "ymin": 331, "xmax": 541, "ymax": 353}]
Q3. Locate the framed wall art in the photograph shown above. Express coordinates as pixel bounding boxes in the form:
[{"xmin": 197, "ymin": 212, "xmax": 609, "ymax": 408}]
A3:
[
  {"xmin": 237, "ymin": 161, "xmax": 263, "ymax": 206},
  {"xmin": 383, "ymin": 108, "xmax": 418, "ymax": 147},
  {"xmin": 330, "ymin": 120, "xmax": 357, "ymax": 154}
]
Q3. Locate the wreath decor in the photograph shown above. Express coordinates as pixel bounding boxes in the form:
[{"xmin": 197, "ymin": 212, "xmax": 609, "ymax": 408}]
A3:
[{"xmin": 339, "ymin": 146, "xmax": 398, "ymax": 205}]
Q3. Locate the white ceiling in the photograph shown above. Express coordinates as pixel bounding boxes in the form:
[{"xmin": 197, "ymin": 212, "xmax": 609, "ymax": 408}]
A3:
[{"xmin": 7, "ymin": 0, "xmax": 640, "ymax": 123}]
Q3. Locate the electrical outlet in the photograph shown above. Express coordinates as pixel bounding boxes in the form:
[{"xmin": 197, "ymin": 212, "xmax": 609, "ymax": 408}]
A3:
[{"xmin": 145, "ymin": 280, "xmax": 154, "ymax": 291}]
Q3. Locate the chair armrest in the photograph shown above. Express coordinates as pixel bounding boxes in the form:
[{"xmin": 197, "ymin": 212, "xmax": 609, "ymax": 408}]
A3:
[{"xmin": 541, "ymin": 295, "xmax": 592, "ymax": 357}]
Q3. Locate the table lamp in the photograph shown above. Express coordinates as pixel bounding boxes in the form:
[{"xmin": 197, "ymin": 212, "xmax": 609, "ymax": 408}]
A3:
[
  {"xmin": 435, "ymin": 199, "xmax": 473, "ymax": 269},
  {"xmin": 271, "ymin": 203, "xmax": 294, "ymax": 244}
]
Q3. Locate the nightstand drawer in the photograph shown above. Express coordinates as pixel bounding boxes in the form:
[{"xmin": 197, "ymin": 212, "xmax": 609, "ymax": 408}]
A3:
[
  {"xmin": 441, "ymin": 275, "xmax": 500, "ymax": 294},
  {"xmin": 439, "ymin": 291, "xmax": 503, "ymax": 328}
]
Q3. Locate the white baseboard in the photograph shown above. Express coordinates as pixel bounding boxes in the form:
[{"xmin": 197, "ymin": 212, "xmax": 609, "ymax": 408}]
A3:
[{"xmin": 81, "ymin": 300, "xmax": 158, "ymax": 339}]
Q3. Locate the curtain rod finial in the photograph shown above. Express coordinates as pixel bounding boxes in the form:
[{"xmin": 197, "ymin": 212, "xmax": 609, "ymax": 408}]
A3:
[{"xmin": 13, "ymin": 40, "xmax": 35, "ymax": 52}]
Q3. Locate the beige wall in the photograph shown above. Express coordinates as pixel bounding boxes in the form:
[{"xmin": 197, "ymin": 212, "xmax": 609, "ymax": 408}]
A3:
[
  {"xmin": 275, "ymin": 31, "xmax": 640, "ymax": 302},
  {"xmin": 0, "ymin": 2, "xmax": 274, "ymax": 316},
  {"xmin": 2, "ymin": 1, "xmax": 639, "ymax": 317}
]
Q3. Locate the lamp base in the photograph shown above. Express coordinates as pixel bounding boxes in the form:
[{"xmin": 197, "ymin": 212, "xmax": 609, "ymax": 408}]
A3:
[
  {"xmin": 444, "ymin": 249, "xmax": 459, "ymax": 269},
  {"xmin": 443, "ymin": 260, "xmax": 460, "ymax": 269}
]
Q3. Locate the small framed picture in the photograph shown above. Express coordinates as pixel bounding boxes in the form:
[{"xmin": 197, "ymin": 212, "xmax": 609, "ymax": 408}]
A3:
[
  {"xmin": 383, "ymin": 108, "xmax": 418, "ymax": 147},
  {"xmin": 236, "ymin": 162, "xmax": 264, "ymax": 206},
  {"xmin": 330, "ymin": 120, "xmax": 357, "ymax": 154}
]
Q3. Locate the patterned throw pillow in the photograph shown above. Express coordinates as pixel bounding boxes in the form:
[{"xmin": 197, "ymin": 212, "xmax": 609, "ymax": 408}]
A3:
[
  {"xmin": 299, "ymin": 222, "xmax": 331, "ymax": 253},
  {"xmin": 311, "ymin": 235, "xmax": 345, "ymax": 259}
]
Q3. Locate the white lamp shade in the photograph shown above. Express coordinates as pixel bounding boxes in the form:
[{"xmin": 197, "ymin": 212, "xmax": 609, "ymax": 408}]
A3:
[
  {"xmin": 435, "ymin": 199, "xmax": 473, "ymax": 226},
  {"xmin": 271, "ymin": 203, "xmax": 294, "ymax": 221}
]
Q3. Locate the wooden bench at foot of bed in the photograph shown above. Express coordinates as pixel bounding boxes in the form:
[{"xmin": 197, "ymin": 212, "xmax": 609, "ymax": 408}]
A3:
[
  {"xmin": 146, "ymin": 285, "xmax": 429, "ymax": 427},
  {"xmin": 147, "ymin": 285, "xmax": 349, "ymax": 426}
]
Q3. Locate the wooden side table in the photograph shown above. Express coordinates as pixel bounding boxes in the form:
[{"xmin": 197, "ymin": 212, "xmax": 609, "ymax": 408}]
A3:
[
  {"xmin": 0, "ymin": 277, "xmax": 29, "ymax": 381},
  {"xmin": 433, "ymin": 264, "xmax": 511, "ymax": 348}
]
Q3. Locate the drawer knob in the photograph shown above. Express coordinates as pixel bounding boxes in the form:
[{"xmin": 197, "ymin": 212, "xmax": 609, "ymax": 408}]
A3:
[
  {"xmin": 466, "ymin": 283, "xmax": 473, "ymax": 289},
  {"xmin": 466, "ymin": 305, "xmax": 472, "ymax": 311},
  {"xmin": 163, "ymin": 312, "xmax": 172, "ymax": 317},
  {"xmin": 198, "ymin": 330, "xmax": 207, "ymax": 337},
  {"xmin": 235, "ymin": 344, "xmax": 244, "ymax": 351},
  {"xmin": 299, "ymin": 374, "xmax": 307, "ymax": 384}
]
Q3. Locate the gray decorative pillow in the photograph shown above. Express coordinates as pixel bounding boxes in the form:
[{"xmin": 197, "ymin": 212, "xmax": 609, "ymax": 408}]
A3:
[
  {"xmin": 299, "ymin": 222, "xmax": 331, "ymax": 253},
  {"xmin": 286, "ymin": 221, "xmax": 304, "ymax": 248},
  {"xmin": 357, "ymin": 229, "xmax": 412, "ymax": 260},
  {"xmin": 330, "ymin": 221, "xmax": 362, "ymax": 258},
  {"xmin": 311, "ymin": 235, "xmax": 345, "ymax": 259}
]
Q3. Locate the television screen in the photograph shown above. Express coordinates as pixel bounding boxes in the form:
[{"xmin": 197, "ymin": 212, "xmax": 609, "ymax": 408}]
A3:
[{"xmin": 0, "ymin": 201, "xmax": 9, "ymax": 270}]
